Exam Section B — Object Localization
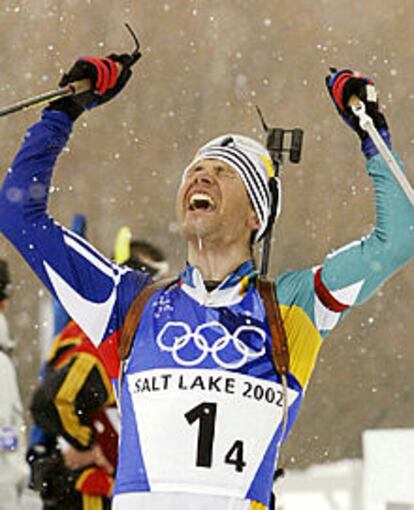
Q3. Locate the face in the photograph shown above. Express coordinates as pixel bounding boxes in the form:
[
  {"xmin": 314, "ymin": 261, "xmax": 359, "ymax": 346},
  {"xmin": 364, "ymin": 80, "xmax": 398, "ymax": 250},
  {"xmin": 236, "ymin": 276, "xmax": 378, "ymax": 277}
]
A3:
[{"xmin": 176, "ymin": 159, "xmax": 259, "ymax": 245}]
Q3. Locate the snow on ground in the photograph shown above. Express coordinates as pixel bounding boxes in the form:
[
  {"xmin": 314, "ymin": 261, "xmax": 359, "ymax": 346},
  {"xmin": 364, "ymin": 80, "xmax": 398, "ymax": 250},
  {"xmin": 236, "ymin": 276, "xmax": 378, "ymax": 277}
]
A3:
[{"xmin": 276, "ymin": 429, "xmax": 414, "ymax": 510}]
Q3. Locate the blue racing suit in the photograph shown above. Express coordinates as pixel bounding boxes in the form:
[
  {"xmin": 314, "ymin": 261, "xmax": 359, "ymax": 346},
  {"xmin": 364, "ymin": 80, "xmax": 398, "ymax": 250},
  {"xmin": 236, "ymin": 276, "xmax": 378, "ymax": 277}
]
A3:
[{"xmin": 0, "ymin": 110, "xmax": 413, "ymax": 509}]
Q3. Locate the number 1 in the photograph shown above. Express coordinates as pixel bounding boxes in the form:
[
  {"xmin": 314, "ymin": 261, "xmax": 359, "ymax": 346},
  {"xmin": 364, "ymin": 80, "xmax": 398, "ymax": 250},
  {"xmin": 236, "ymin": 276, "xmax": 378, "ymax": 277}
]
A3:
[
  {"xmin": 185, "ymin": 402, "xmax": 246, "ymax": 472},
  {"xmin": 185, "ymin": 402, "xmax": 217, "ymax": 468}
]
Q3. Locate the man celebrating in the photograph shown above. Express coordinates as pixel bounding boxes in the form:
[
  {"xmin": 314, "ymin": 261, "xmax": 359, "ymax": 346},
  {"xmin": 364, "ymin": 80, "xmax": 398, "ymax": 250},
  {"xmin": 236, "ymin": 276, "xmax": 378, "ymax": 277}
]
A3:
[{"xmin": 0, "ymin": 55, "xmax": 413, "ymax": 510}]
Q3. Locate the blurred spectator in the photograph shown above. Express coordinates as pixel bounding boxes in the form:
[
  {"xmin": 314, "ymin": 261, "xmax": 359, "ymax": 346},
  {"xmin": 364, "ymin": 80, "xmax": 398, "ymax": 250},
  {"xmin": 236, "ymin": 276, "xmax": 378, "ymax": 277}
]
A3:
[
  {"xmin": 27, "ymin": 320, "xmax": 116, "ymax": 510},
  {"xmin": 0, "ymin": 259, "xmax": 27, "ymax": 509},
  {"xmin": 113, "ymin": 226, "xmax": 169, "ymax": 280}
]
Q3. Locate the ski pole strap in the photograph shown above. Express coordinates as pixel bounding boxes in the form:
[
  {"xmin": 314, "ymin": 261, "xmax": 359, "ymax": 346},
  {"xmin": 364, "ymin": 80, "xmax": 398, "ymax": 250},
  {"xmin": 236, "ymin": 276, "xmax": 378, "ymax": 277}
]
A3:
[
  {"xmin": 118, "ymin": 278, "xmax": 177, "ymax": 361},
  {"xmin": 256, "ymin": 277, "xmax": 290, "ymax": 376}
]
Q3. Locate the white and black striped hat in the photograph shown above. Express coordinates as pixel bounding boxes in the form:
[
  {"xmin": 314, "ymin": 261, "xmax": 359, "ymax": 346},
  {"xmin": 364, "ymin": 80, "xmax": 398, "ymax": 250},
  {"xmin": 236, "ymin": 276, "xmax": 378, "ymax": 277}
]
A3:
[{"xmin": 184, "ymin": 134, "xmax": 281, "ymax": 242}]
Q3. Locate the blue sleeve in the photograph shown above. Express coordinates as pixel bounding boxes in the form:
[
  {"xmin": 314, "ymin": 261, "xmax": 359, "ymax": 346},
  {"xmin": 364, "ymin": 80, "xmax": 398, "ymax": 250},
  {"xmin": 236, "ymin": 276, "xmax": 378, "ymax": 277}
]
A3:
[{"xmin": 0, "ymin": 110, "xmax": 150, "ymax": 346}]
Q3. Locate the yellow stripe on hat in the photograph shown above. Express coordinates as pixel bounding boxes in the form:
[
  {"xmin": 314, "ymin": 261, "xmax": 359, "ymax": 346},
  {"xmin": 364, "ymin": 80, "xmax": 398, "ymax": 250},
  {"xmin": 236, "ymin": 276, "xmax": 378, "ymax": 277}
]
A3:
[
  {"xmin": 114, "ymin": 226, "xmax": 132, "ymax": 264},
  {"xmin": 259, "ymin": 154, "xmax": 275, "ymax": 178}
]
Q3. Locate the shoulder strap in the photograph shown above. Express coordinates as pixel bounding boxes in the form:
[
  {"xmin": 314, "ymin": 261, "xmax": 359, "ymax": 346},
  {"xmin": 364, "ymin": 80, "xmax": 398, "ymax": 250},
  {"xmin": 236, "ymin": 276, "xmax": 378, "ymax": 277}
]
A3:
[
  {"xmin": 119, "ymin": 278, "xmax": 176, "ymax": 360},
  {"xmin": 119, "ymin": 276, "xmax": 290, "ymax": 376},
  {"xmin": 256, "ymin": 276, "xmax": 290, "ymax": 376}
]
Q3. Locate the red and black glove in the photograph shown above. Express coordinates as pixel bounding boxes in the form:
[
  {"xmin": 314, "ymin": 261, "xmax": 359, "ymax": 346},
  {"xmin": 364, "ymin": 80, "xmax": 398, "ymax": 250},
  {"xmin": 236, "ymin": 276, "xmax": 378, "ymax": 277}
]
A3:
[
  {"xmin": 325, "ymin": 68, "xmax": 388, "ymax": 140},
  {"xmin": 47, "ymin": 53, "xmax": 136, "ymax": 120}
]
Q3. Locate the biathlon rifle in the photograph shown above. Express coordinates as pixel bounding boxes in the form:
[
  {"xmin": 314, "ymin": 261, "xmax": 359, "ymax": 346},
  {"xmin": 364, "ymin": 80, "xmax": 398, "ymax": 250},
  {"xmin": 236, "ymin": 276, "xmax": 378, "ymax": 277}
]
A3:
[{"xmin": 256, "ymin": 106, "xmax": 304, "ymax": 276}]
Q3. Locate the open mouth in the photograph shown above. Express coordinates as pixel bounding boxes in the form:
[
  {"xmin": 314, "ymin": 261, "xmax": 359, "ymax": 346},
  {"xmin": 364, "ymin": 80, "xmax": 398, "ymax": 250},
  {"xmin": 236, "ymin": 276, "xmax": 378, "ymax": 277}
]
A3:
[{"xmin": 188, "ymin": 192, "xmax": 216, "ymax": 212}]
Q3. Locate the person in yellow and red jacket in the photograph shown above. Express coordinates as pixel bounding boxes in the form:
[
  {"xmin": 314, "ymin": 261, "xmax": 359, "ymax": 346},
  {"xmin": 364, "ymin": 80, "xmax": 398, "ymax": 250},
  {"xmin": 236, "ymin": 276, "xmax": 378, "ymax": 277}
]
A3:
[{"xmin": 29, "ymin": 320, "xmax": 117, "ymax": 510}]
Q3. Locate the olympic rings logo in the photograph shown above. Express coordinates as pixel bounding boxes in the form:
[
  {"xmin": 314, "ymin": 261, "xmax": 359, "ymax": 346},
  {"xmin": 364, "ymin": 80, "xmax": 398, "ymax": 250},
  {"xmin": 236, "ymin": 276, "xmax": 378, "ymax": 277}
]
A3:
[{"xmin": 156, "ymin": 320, "xmax": 266, "ymax": 369}]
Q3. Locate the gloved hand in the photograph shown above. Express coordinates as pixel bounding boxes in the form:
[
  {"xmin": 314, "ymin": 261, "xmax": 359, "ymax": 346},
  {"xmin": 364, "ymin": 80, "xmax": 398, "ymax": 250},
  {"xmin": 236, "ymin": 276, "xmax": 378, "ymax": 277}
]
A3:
[
  {"xmin": 326, "ymin": 68, "xmax": 391, "ymax": 158},
  {"xmin": 47, "ymin": 53, "xmax": 137, "ymax": 121},
  {"xmin": 26, "ymin": 446, "xmax": 73, "ymax": 504},
  {"xmin": 26, "ymin": 444, "xmax": 49, "ymax": 489}
]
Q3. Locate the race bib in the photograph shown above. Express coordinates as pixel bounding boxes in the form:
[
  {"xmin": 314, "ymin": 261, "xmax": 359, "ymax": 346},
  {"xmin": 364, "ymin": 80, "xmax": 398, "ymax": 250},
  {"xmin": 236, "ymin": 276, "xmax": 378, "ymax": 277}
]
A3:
[{"xmin": 127, "ymin": 368, "xmax": 299, "ymax": 498}]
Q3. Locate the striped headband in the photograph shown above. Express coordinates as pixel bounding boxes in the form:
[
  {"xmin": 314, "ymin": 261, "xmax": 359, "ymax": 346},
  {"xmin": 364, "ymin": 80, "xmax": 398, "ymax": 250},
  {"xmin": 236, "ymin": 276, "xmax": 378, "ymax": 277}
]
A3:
[{"xmin": 183, "ymin": 134, "xmax": 280, "ymax": 242}]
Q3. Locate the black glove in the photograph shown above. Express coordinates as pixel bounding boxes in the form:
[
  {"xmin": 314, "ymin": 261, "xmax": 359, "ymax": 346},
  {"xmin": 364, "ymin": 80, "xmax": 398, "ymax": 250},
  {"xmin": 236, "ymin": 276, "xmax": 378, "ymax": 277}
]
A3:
[
  {"xmin": 325, "ymin": 68, "xmax": 388, "ymax": 141},
  {"xmin": 47, "ymin": 53, "xmax": 137, "ymax": 121}
]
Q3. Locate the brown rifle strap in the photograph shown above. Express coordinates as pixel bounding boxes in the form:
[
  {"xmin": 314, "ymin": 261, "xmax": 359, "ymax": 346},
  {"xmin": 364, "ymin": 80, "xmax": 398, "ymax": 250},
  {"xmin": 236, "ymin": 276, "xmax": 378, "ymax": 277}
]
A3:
[
  {"xmin": 118, "ymin": 279, "xmax": 176, "ymax": 361},
  {"xmin": 256, "ymin": 277, "xmax": 290, "ymax": 376}
]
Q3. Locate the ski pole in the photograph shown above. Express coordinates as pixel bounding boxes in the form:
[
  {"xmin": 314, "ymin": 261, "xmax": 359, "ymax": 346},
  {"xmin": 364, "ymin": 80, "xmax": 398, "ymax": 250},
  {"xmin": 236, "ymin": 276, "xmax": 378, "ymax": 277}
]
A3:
[
  {"xmin": 0, "ymin": 79, "xmax": 91, "ymax": 118},
  {"xmin": 0, "ymin": 23, "xmax": 141, "ymax": 119},
  {"xmin": 349, "ymin": 95, "xmax": 414, "ymax": 207}
]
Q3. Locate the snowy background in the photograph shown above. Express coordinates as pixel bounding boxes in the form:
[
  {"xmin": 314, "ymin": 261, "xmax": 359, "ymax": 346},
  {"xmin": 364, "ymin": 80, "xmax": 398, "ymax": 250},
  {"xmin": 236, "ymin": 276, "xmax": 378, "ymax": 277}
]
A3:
[{"xmin": 0, "ymin": 0, "xmax": 413, "ymax": 482}]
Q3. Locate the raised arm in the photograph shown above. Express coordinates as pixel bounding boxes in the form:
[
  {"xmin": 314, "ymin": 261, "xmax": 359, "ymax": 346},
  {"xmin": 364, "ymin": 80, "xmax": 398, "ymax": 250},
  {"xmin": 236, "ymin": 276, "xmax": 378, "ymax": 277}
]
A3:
[
  {"xmin": 317, "ymin": 69, "xmax": 414, "ymax": 313},
  {"xmin": 0, "ymin": 55, "xmax": 148, "ymax": 347},
  {"xmin": 275, "ymin": 70, "xmax": 414, "ymax": 391}
]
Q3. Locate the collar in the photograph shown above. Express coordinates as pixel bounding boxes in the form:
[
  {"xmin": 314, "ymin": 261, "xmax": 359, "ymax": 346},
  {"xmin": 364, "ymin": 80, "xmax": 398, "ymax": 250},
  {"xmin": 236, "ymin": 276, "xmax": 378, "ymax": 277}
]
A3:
[{"xmin": 178, "ymin": 260, "xmax": 258, "ymax": 307}]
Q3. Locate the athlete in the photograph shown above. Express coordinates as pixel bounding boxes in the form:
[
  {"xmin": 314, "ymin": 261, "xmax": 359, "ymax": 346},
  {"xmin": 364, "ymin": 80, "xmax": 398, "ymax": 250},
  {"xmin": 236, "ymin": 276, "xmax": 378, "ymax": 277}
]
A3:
[{"xmin": 0, "ymin": 55, "xmax": 413, "ymax": 510}]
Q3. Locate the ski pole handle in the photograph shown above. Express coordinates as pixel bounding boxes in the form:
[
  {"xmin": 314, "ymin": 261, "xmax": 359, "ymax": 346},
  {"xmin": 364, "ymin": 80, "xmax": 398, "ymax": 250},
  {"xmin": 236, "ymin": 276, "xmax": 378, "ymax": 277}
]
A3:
[
  {"xmin": 66, "ymin": 78, "xmax": 92, "ymax": 95},
  {"xmin": 348, "ymin": 95, "xmax": 363, "ymax": 108},
  {"xmin": 0, "ymin": 78, "xmax": 92, "ymax": 118},
  {"xmin": 349, "ymin": 95, "xmax": 414, "ymax": 207},
  {"xmin": 348, "ymin": 95, "xmax": 375, "ymax": 132}
]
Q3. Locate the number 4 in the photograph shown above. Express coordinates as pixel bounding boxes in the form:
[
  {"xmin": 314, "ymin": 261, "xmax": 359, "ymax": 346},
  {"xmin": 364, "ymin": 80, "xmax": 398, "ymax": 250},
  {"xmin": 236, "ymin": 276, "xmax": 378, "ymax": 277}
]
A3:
[{"xmin": 225, "ymin": 440, "xmax": 246, "ymax": 473}]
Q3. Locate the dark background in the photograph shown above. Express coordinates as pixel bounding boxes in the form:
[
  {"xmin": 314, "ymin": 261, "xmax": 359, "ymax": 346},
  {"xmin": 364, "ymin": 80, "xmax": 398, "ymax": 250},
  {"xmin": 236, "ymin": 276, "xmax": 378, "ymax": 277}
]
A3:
[{"xmin": 0, "ymin": 0, "xmax": 413, "ymax": 469}]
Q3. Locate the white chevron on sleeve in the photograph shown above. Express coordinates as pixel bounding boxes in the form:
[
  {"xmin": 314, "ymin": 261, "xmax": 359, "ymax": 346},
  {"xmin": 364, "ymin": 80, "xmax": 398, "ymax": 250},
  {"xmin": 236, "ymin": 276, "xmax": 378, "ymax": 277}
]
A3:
[
  {"xmin": 63, "ymin": 233, "xmax": 115, "ymax": 279},
  {"xmin": 314, "ymin": 278, "xmax": 365, "ymax": 332},
  {"xmin": 44, "ymin": 261, "xmax": 116, "ymax": 346},
  {"xmin": 314, "ymin": 296, "xmax": 341, "ymax": 331},
  {"xmin": 330, "ymin": 279, "xmax": 365, "ymax": 306}
]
